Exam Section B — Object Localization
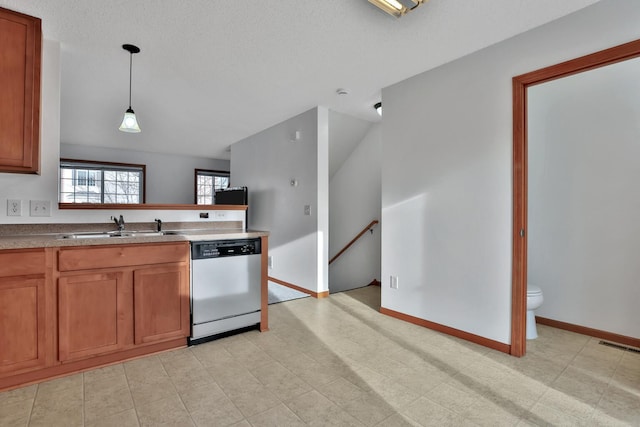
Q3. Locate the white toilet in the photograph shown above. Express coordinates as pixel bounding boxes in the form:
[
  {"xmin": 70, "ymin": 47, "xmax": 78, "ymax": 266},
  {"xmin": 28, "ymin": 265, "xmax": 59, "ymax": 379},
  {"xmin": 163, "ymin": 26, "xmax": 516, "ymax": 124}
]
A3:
[{"xmin": 526, "ymin": 285, "xmax": 544, "ymax": 340}]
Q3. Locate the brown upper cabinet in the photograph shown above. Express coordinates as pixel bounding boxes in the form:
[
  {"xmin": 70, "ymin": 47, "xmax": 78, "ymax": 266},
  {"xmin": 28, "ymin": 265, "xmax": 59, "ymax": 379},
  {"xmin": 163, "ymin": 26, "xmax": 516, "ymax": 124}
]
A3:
[{"xmin": 0, "ymin": 7, "xmax": 42, "ymax": 174}]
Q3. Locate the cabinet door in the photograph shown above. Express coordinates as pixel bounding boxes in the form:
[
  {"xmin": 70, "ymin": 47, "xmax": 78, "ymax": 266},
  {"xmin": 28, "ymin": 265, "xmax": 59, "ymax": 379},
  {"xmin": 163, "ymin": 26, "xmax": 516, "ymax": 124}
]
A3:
[
  {"xmin": 58, "ymin": 272, "xmax": 126, "ymax": 362},
  {"xmin": 0, "ymin": 277, "xmax": 46, "ymax": 375},
  {"xmin": 134, "ymin": 264, "xmax": 189, "ymax": 345},
  {"xmin": 0, "ymin": 7, "xmax": 41, "ymax": 173}
]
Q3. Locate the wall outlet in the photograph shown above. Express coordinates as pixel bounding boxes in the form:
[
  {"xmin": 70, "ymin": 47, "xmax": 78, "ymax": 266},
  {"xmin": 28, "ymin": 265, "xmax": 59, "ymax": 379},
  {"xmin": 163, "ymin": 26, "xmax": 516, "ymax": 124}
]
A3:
[
  {"xmin": 215, "ymin": 211, "xmax": 226, "ymax": 218},
  {"xmin": 268, "ymin": 256, "xmax": 273, "ymax": 269},
  {"xmin": 7, "ymin": 199, "xmax": 22, "ymax": 216},
  {"xmin": 390, "ymin": 275, "xmax": 399, "ymax": 289},
  {"xmin": 30, "ymin": 200, "xmax": 51, "ymax": 217},
  {"xmin": 304, "ymin": 205, "xmax": 311, "ymax": 216}
]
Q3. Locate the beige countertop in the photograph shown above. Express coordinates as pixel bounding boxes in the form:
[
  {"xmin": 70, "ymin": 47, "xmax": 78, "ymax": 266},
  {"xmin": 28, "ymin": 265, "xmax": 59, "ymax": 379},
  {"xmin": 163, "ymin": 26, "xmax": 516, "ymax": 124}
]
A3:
[{"xmin": 0, "ymin": 229, "xmax": 269, "ymax": 250}]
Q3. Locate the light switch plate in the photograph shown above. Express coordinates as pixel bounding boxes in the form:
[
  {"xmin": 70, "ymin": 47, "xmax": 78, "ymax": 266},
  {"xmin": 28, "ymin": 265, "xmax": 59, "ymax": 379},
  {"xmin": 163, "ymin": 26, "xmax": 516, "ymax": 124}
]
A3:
[
  {"xmin": 30, "ymin": 200, "xmax": 51, "ymax": 217},
  {"xmin": 7, "ymin": 199, "xmax": 22, "ymax": 216},
  {"xmin": 304, "ymin": 205, "xmax": 311, "ymax": 216}
]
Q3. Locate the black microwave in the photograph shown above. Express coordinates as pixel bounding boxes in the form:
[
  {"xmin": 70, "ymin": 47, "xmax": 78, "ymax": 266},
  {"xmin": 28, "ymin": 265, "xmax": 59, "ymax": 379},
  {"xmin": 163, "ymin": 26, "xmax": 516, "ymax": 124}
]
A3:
[{"xmin": 215, "ymin": 186, "xmax": 247, "ymax": 205}]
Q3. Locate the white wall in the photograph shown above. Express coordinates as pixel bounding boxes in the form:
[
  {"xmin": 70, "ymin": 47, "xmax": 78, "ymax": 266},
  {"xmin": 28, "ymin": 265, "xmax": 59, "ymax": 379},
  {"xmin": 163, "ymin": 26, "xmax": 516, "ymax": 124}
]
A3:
[
  {"xmin": 329, "ymin": 123, "xmax": 381, "ymax": 293},
  {"xmin": 328, "ymin": 110, "xmax": 373, "ymax": 179},
  {"xmin": 60, "ymin": 144, "xmax": 229, "ymax": 204},
  {"xmin": 0, "ymin": 41, "xmax": 243, "ymax": 226},
  {"xmin": 231, "ymin": 107, "xmax": 329, "ymax": 294},
  {"xmin": 381, "ymin": 0, "xmax": 640, "ymax": 344},
  {"xmin": 528, "ymin": 57, "xmax": 640, "ymax": 338}
]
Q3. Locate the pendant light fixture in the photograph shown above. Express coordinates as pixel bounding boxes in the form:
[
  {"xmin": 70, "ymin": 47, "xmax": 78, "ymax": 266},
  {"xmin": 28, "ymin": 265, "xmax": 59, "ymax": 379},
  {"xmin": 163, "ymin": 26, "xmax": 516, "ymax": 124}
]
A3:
[
  {"xmin": 119, "ymin": 44, "xmax": 141, "ymax": 133},
  {"xmin": 374, "ymin": 102, "xmax": 382, "ymax": 116}
]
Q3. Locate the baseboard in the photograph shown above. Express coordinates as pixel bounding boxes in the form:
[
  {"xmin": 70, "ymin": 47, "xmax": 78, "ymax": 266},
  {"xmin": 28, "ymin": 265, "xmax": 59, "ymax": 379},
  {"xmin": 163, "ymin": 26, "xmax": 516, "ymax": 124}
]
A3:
[
  {"xmin": 536, "ymin": 316, "xmax": 640, "ymax": 349},
  {"xmin": 0, "ymin": 338, "xmax": 186, "ymax": 392},
  {"xmin": 268, "ymin": 276, "xmax": 329, "ymax": 299},
  {"xmin": 380, "ymin": 307, "xmax": 511, "ymax": 354}
]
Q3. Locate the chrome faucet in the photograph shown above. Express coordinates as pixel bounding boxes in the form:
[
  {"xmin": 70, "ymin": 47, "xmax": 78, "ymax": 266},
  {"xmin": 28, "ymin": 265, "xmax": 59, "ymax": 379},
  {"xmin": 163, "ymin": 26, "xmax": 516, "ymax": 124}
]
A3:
[
  {"xmin": 154, "ymin": 218, "xmax": 162, "ymax": 232},
  {"xmin": 111, "ymin": 215, "xmax": 125, "ymax": 231}
]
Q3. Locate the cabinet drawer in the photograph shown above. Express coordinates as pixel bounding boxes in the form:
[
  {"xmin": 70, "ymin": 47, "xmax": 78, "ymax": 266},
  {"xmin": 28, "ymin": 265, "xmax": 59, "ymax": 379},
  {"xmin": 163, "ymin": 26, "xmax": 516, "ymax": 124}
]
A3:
[
  {"xmin": 0, "ymin": 249, "xmax": 46, "ymax": 277},
  {"xmin": 58, "ymin": 242, "xmax": 188, "ymax": 272}
]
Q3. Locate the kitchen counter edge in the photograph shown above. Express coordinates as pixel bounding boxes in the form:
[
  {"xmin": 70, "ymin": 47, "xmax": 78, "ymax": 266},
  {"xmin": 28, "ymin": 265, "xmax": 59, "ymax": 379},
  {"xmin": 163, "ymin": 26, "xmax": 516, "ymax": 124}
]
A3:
[{"xmin": 0, "ymin": 230, "xmax": 270, "ymax": 250}]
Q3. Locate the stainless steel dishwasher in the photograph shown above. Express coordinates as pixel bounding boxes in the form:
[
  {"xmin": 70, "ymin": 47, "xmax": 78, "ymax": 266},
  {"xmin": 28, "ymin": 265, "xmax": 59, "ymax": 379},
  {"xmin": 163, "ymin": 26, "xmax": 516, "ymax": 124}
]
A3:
[{"xmin": 189, "ymin": 238, "xmax": 261, "ymax": 345}]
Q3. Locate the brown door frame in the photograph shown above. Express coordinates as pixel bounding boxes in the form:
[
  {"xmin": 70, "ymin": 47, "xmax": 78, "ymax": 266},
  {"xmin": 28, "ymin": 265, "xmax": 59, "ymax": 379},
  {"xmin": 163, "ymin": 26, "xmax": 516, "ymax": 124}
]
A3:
[{"xmin": 511, "ymin": 38, "xmax": 640, "ymax": 357}]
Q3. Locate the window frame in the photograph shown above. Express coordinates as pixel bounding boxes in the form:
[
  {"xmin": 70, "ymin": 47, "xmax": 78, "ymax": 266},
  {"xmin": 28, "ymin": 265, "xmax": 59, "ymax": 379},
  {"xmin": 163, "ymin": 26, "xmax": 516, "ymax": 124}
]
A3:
[
  {"xmin": 194, "ymin": 169, "xmax": 230, "ymax": 205},
  {"xmin": 59, "ymin": 158, "xmax": 147, "ymax": 205}
]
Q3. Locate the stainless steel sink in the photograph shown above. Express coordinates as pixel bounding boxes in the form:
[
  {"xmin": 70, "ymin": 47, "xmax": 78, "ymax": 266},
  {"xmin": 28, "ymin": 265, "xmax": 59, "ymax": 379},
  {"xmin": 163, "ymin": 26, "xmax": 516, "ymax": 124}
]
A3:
[
  {"xmin": 59, "ymin": 232, "xmax": 111, "ymax": 239},
  {"xmin": 58, "ymin": 231, "xmax": 165, "ymax": 239},
  {"xmin": 117, "ymin": 231, "xmax": 165, "ymax": 237}
]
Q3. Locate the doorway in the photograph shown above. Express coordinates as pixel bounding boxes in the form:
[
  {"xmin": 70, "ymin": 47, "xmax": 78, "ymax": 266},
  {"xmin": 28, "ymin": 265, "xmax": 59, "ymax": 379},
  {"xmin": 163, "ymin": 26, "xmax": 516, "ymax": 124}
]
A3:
[{"xmin": 510, "ymin": 38, "xmax": 640, "ymax": 357}]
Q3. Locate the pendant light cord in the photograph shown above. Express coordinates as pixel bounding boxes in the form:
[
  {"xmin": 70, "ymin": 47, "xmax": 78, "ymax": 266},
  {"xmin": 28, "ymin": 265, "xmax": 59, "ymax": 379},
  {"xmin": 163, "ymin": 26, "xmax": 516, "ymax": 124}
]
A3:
[{"xmin": 128, "ymin": 52, "xmax": 132, "ymax": 109}]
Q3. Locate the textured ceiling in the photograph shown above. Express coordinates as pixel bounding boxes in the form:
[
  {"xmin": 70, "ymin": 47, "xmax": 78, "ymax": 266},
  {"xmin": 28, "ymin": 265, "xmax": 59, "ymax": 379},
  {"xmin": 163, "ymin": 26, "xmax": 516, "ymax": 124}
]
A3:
[{"xmin": 1, "ymin": 0, "xmax": 600, "ymax": 160}]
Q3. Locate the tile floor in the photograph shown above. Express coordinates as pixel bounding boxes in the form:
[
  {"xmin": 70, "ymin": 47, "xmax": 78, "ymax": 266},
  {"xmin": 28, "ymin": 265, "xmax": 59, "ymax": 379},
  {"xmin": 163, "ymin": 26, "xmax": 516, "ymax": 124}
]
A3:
[
  {"xmin": 1, "ymin": 286, "xmax": 638, "ymax": 426},
  {"xmin": 267, "ymin": 281, "xmax": 310, "ymax": 305}
]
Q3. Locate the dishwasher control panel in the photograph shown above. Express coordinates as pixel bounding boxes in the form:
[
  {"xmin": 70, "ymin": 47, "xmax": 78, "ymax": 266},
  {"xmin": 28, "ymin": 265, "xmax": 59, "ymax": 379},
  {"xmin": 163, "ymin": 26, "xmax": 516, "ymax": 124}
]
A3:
[{"xmin": 191, "ymin": 238, "xmax": 261, "ymax": 259}]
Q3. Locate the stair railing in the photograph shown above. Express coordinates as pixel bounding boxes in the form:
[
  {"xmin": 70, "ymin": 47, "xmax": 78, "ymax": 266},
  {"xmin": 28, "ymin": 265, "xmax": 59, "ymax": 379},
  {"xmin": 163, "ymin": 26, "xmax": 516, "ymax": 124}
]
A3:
[{"xmin": 329, "ymin": 220, "xmax": 379, "ymax": 265}]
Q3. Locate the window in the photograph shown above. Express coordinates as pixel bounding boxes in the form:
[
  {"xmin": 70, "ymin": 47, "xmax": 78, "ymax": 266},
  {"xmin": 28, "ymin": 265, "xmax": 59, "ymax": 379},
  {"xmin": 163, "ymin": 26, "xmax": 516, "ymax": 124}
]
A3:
[
  {"xmin": 60, "ymin": 159, "xmax": 145, "ymax": 204},
  {"xmin": 74, "ymin": 169, "xmax": 98, "ymax": 187},
  {"xmin": 195, "ymin": 169, "xmax": 230, "ymax": 204}
]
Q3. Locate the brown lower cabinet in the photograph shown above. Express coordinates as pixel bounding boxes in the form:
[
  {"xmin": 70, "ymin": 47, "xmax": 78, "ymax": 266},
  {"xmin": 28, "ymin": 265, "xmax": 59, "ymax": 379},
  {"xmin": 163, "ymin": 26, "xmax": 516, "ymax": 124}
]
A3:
[
  {"xmin": 58, "ymin": 271, "xmax": 128, "ymax": 362},
  {"xmin": 0, "ymin": 276, "xmax": 47, "ymax": 374},
  {"xmin": 0, "ymin": 249, "xmax": 49, "ymax": 377},
  {"xmin": 134, "ymin": 265, "xmax": 190, "ymax": 345},
  {"xmin": 0, "ymin": 242, "xmax": 190, "ymax": 390}
]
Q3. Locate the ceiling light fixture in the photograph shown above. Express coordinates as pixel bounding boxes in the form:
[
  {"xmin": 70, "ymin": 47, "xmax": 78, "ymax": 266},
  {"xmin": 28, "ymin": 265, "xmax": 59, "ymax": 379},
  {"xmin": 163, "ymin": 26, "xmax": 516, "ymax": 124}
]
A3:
[
  {"xmin": 374, "ymin": 102, "xmax": 382, "ymax": 116},
  {"xmin": 368, "ymin": 0, "xmax": 426, "ymax": 18},
  {"xmin": 119, "ymin": 44, "xmax": 141, "ymax": 133}
]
